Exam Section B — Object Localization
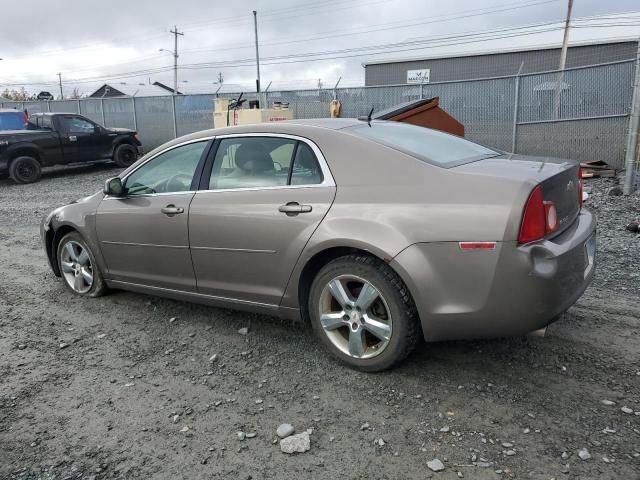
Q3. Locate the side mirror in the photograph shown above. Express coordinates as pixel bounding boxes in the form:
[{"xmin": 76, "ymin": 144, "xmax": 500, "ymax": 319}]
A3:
[{"xmin": 104, "ymin": 177, "xmax": 125, "ymax": 196}]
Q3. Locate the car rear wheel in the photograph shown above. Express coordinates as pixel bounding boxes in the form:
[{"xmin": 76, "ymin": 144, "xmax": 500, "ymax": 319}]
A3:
[
  {"xmin": 309, "ymin": 254, "xmax": 420, "ymax": 371},
  {"xmin": 113, "ymin": 143, "xmax": 138, "ymax": 168},
  {"xmin": 57, "ymin": 232, "xmax": 107, "ymax": 297},
  {"xmin": 9, "ymin": 156, "xmax": 42, "ymax": 184}
]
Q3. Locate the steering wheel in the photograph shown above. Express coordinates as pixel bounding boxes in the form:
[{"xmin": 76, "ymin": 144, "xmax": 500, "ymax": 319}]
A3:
[{"xmin": 165, "ymin": 173, "xmax": 193, "ymax": 192}]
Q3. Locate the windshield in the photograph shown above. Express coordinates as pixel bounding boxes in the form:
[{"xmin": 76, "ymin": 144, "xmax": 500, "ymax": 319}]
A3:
[
  {"xmin": 347, "ymin": 121, "xmax": 499, "ymax": 167},
  {"xmin": 0, "ymin": 111, "xmax": 27, "ymax": 131}
]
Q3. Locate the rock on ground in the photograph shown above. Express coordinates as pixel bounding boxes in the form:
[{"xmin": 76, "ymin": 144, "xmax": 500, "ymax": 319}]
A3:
[
  {"xmin": 276, "ymin": 423, "xmax": 295, "ymax": 439},
  {"xmin": 280, "ymin": 432, "xmax": 310, "ymax": 454},
  {"xmin": 427, "ymin": 459, "xmax": 445, "ymax": 472}
]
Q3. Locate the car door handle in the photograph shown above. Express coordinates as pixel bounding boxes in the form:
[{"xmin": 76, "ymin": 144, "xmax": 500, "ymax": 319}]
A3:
[
  {"xmin": 161, "ymin": 205, "xmax": 184, "ymax": 216},
  {"xmin": 279, "ymin": 202, "xmax": 312, "ymax": 215}
]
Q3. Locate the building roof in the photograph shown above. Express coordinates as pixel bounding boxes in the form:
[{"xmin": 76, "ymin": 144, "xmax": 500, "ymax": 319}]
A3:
[
  {"xmin": 89, "ymin": 81, "xmax": 250, "ymax": 98},
  {"xmin": 362, "ymin": 37, "xmax": 639, "ymax": 67},
  {"xmin": 89, "ymin": 82, "xmax": 171, "ymax": 97}
]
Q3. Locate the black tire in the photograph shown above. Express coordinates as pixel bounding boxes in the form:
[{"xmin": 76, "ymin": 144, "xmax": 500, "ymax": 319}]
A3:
[
  {"xmin": 113, "ymin": 143, "xmax": 138, "ymax": 168},
  {"xmin": 309, "ymin": 254, "xmax": 420, "ymax": 372},
  {"xmin": 9, "ymin": 156, "xmax": 42, "ymax": 184},
  {"xmin": 56, "ymin": 232, "xmax": 107, "ymax": 297}
]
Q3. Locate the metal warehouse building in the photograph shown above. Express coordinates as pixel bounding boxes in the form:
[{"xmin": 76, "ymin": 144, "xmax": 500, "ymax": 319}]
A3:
[{"xmin": 364, "ymin": 39, "xmax": 639, "ymax": 85}]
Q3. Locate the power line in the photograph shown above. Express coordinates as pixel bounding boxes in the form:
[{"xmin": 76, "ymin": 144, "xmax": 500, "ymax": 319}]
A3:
[
  {"xmin": 180, "ymin": 0, "xmax": 563, "ymax": 55},
  {"xmin": 4, "ymin": 14, "xmax": 639, "ymax": 88}
]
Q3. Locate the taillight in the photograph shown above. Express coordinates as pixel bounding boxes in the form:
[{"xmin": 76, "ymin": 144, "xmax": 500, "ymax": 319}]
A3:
[
  {"xmin": 518, "ymin": 185, "xmax": 558, "ymax": 244},
  {"xmin": 578, "ymin": 168, "xmax": 583, "ymax": 207}
]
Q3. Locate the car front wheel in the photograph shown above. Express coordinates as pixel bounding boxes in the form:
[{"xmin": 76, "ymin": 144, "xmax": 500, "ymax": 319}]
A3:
[
  {"xmin": 57, "ymin": 232, "xmax": 107, "ymax": 297},
  {"xmin": 309, "ymin": 254, "xmax": 420, "ymax": 371}
]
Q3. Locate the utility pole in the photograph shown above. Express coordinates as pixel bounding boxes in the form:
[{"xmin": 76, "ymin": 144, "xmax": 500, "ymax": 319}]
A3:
[
  {"xmin": 57, "ymin": 72, "xmax": 63, "ymax": 100},
  {"xmin": 218, "ymin": 72, "xmax": 224, "ymax": 85},
  {"xmin": 253, "ymin": 11, "xmax": 261, "ymax": 94},
  {"xmin": 170, "ymin": 26, "xmax": 184, "ymax": 95},
  {"xmin": 554, "ymin": 0, "xmax": 573, "ymax": 118},
  {"xmin": 558, "ymin": 0, "xmax": 573, "ymax": 71},
  {"xmin": 623, "ymin": 40, "xmax": 640, "ymax": 195}
]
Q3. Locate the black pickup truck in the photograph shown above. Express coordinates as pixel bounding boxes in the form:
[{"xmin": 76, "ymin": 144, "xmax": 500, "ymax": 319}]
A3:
[{"xmin": 0, "ymin": 113, "xmax": 143, "ymax": 184}]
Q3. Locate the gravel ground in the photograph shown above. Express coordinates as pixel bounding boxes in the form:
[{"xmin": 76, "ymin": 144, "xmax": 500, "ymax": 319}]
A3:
[{"xmin": 0, "ymin": 163, "xmax": 639, "ymax": 480}]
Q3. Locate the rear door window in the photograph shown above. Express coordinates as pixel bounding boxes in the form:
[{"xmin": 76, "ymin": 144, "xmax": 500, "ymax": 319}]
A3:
[
  {"xmin": 208, "ymin": 137, "xmax": 324, "ymax": 189},
  {"xmin": 209, "ymin": 137, "xmax": 295, "ymax": 190}
]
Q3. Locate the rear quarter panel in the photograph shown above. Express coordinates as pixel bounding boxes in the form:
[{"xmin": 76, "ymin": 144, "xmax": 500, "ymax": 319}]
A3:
[{"xmin": 280, "ymin": 131, "xmax": 533, "ymax": 309}]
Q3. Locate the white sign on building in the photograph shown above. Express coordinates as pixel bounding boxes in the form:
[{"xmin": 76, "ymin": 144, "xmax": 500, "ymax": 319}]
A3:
[{"xmin": 406, "ymin": 69, "xmax": 430, "ymax": 84}]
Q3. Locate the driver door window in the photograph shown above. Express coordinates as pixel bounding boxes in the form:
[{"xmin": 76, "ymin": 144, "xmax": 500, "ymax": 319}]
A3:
[
  {"xmin": 60, "ymin": 116, "xmax": 97, "ymax": 133},
  {"xmin": 125, "ymin": 141, "xmax": 208, "ymax": 196}
]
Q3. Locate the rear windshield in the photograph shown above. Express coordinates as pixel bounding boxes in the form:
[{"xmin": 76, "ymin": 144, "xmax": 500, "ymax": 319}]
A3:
[
  {"xmin": 0, "ymin": 111, "xmax": 27, "ymax": 131},
  {"xmin": 346, "ymin": 121, "xmax": 499, "ymax": 167}
]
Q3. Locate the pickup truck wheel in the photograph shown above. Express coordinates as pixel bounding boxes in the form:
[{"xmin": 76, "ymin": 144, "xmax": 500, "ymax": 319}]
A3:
[
  {"xmin": 113, "ymin": 144, "xmax": 138, "ymax": 168},
  {"xmin": 9, "ymin": 156, "xmax": 42, "ymax": 184}
]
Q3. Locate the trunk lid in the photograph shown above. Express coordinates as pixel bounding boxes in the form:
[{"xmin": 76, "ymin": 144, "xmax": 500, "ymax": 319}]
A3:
[{"xmin": 454, "ymin": 153, "xmax": 581, "ymax": 237}]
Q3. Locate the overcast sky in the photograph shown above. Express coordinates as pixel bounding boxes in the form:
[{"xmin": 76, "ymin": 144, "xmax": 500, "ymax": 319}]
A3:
[{"xmin": 1, "ymin": 0, "xmax": 639, "ymax": 96}]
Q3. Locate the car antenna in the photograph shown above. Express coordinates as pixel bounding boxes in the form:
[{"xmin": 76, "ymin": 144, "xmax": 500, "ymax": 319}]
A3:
[{"xmin": 357, "ymin": 106, "xmax": 375, "ymax": 127}]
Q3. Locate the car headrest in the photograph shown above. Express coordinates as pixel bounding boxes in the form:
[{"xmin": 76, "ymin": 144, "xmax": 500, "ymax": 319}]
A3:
[{"xmin": 235, "ymin": 143, "xmax": 274, "ymax": 174}]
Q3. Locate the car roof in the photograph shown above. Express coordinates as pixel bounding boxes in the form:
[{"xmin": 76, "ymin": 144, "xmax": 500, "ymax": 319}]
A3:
[
  {"xmin": 0, "ymin": 109, "xmax": 24, "ymax": 113},
  {"xmin": 180, "ymin": 118, "xmax": 364, "ymax": 140}
]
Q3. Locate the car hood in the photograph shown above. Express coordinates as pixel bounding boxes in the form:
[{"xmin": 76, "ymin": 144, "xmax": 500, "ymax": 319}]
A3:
[{"xmin": 106, "ymin": 127, "xmax": 135, "ymax": 134}]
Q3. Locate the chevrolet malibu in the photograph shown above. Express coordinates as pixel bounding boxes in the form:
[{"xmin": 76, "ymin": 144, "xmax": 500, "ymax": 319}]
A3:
[{"xmin": 41, "ymin": 119, "xmax": 595, "ymax": 371}]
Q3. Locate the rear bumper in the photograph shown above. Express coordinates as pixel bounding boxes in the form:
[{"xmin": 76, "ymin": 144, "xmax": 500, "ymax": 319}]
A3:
[{"xmin": 391, "ymin": 209, "xmax": 596, "ymax": 342}]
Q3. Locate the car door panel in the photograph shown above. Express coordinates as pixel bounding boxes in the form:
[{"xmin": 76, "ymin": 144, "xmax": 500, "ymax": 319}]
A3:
[
  {"xmin": 96, "ymin": 193, "xmax": 196, "ymax": 290},
  {"xmin": 55, "ymin": 115, "xmax": 107, "ymax": 163},
  {"xmin": 95, "ymin": 139, "xmax": 210, "ymax": 291},
  {"xmin": 189, "ymin": 186, "xmax": 335, "ymax": 305}
]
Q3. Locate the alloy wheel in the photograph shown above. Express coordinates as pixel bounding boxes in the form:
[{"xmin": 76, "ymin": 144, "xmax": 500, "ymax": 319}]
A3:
[
  {"xmin": 318, "ymin": 274, "xmax": 393, "ymax": 359},
  {"xmin": 60, "ymin": 241, "xmax": 94, "ymax": 294}
]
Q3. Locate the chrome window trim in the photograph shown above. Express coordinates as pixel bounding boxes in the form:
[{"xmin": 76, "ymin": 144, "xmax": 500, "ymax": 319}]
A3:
[
  {"xmin": 206, "ymin": 132, "xmax": 336, "ymax": 190},
  {"xmin": 120, "ymin": 136, "xmax": 214, "ymax": 183},
  {"xmin": 104, "ymin": 132, "xmax": 335, "ymax": 200}
]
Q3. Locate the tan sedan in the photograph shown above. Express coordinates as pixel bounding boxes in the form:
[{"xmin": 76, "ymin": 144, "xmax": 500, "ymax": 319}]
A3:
[{"xmin": 42, "ymin": 119, "xmax": 595, "ymax": 371}]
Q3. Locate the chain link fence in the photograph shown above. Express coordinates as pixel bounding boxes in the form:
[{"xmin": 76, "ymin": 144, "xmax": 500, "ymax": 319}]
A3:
[{"xmin": 2, "ymin": 60, "xmax": 637, "ymax": 182}]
